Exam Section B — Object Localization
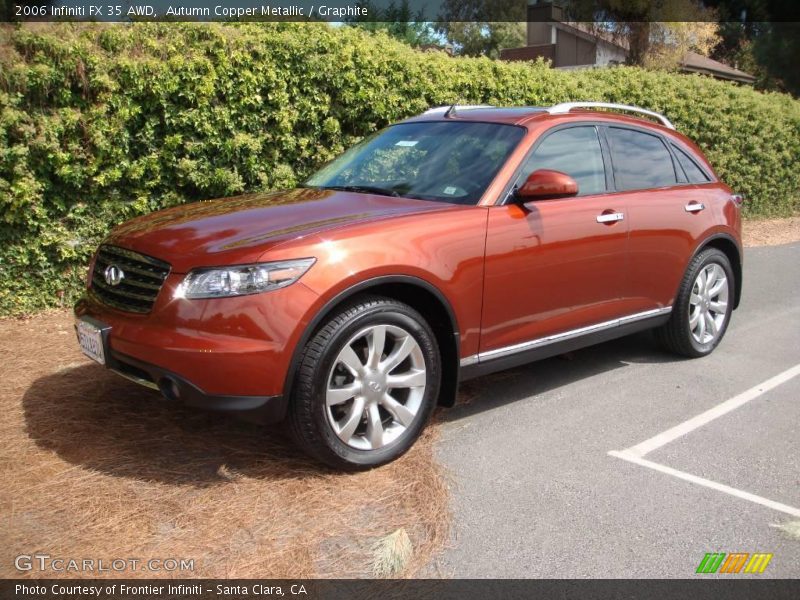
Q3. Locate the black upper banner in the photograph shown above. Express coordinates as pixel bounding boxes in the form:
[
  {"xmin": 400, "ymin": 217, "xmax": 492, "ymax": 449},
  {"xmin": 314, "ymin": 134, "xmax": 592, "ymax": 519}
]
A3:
[{"xmin": 3, "ymin": 0, "xmax": 800, "ymax": 23}]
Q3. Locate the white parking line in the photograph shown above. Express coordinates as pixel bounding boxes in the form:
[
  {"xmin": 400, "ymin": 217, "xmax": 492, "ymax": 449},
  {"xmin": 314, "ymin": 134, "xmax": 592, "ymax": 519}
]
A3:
[
  {"xmin": 609, "ymin": 363, "xmax": 800, "ymax": 516},
  {"xmin": 626, "ymin": 363, "xmax": 800, "ymax": 458},
  {"xmin": 609, "ymin": 450, "xmax": 800, "ymax": 518}
]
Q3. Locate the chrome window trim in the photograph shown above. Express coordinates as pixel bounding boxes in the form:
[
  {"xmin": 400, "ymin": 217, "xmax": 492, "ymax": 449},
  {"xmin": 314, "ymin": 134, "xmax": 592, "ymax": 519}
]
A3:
[{"xmin": 460, "ymin": 307, "xmax": 672, "ymax": 366}]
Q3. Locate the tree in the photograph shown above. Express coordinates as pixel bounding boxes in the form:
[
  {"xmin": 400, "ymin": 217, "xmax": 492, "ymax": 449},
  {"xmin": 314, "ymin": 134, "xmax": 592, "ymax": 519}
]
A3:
[
  {"xmin": 641, "ymin": 22, "xmax": 721, "ymax": 70},
  {"xmin": 436, "ymin": 22, "xmax": 526, "ymax": 57},
  {"xmin": 747, "ymin": 22, "xmax": 800, "ymax": 95},
  {"xmin": 346, "ymin": 0, "xmax": 441, "ymax": 48},
  {"xmin": 436, "ymin": 0, "xmax": 527, "ymax": 57},
  {"xmin": 564, "ymin": 0, "xmax": 720, "ymax": 67},
  {"xmin": 709, "ymin": 1, "xmax": 800, "ymax": 95}
]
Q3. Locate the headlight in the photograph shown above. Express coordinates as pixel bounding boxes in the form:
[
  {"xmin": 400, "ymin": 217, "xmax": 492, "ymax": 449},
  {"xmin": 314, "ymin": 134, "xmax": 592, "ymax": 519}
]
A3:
[{"xmin": 175, "ymin": 258, "xmax": 315, "ymax": 299}]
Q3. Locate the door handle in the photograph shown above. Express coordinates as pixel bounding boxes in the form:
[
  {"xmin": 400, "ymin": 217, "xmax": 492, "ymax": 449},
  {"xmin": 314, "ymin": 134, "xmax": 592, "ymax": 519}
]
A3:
[
  {"xmin": 685, "ymin": 202, "xmax": 705, "ymax": 213},
  {"xmin": 596, "ymin": 212, "xmax": 624, "ymax": 224}
]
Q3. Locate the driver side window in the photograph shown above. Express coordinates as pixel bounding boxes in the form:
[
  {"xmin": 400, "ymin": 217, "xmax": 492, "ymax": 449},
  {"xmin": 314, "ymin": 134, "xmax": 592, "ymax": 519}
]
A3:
[{"xmin": 519, "ymin": 126, "xmax": 607, "ymax": 196}]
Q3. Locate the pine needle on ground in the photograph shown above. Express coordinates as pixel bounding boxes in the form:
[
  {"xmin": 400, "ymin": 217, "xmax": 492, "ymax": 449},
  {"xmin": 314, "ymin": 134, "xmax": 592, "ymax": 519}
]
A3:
[{"xmin": 0, "ymin": 311, "xmax": 451, "ymax": 578}]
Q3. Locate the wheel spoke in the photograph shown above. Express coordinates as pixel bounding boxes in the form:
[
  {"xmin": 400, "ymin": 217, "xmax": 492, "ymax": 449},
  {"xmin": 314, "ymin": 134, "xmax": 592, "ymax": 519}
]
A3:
[
  {"xmin": 336, "ymin": 396, "xmax": 366, "ymax": 442},
  {"xmin": 711, "ymin": 264, "xmax": 723, "ymax": 281},
  {"xmin": 366, "ymin": 325, "xmax": 386, "ymax": 369},
  {"xmin": 338, "ymin": 344, "xmax": 365, "ymax": 376},
  {"xmin": 365, "ymin": 403, "xmax": 384, "ymax": 449},
  {"xmin": 705, "ymin": 265, "xmax": 719, "ymax": 292},
  {"xmin": 386, "ymin": 369, "xmax": 426, "ymax": 389},
  {"xmin": 689, "ymin": 307, "xmax": 701, "ymax": 328},
  {"xmin": 697, "ymin": 269, "xmax": 708, "ymax": 294},
  {"xmin": 326, "ymin": 382, "xmax": 361, "ymax": 406},
  {"xmin": 705, "ymin": 312, "xmax": 718, "ymax": 337},
  {"xmin": 709, "ymin": 300, "xmax": 727, "ymax": 314},
  {"xmin": 381, "ymin": 335, "xmax": 415, "ymax": 372},
  {"xmin": 690, "ymin": 292, "xmax": 702, "ymax": 306},
  {"xmin": 696, "ymin": 310, "xmax": 707, "ymax": 340},
  {"xmin": 380, "ymin": 393, "xmax": 416, "ymax": 427},
  {"xmin": 708, "ymin": 276, "xmax": 728, "ymax": 298}
]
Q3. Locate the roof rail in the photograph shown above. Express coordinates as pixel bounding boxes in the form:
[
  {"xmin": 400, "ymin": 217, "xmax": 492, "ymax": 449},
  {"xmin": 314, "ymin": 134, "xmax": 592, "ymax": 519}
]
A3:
[
  {"xmin": 423, "ymin": 104, "xmax": 494, "ymax": 117},
  {"xmin": 547, "ymin": 102, "xmax": 675, "ymax": 129}
]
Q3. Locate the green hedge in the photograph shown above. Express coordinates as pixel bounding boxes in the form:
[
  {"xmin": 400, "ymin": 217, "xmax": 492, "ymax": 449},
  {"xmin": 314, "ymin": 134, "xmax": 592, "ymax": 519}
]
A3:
[{"xmin": 2, "ymin": 23, "xmax": 799, "ymax": 315}]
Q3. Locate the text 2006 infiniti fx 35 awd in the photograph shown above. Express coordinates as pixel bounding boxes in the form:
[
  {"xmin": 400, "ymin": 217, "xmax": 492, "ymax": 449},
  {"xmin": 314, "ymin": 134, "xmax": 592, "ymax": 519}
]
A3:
[{"xmin": 75, "ymin": 103, "xmax": 743, "ymax": 469}]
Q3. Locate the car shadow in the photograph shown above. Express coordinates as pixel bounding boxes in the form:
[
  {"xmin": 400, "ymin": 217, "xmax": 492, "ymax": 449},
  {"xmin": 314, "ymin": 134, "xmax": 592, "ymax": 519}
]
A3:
[
  {"xmin": 22, "ymin": 363, "xmax": 325, "ymax": 487},
  {"xmin": 443, "ymin": 331, "xmax": 682, "ymax": 422},
  {"xmin": 23, "ymin": 331, "xmax": 678, "ymax": 485}
]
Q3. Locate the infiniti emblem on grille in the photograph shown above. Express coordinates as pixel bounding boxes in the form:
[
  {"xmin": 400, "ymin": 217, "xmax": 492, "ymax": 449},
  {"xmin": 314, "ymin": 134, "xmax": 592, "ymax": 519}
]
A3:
[{"xmin": 104, "ymin": 265, "xmax": 125, "ymax": 286}]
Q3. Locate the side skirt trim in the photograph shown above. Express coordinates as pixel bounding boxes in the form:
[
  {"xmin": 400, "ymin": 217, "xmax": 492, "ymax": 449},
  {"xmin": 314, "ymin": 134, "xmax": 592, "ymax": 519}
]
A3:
[{"xmin": 460, "ymin": 306, "xmax": 672, "ymax": 367}]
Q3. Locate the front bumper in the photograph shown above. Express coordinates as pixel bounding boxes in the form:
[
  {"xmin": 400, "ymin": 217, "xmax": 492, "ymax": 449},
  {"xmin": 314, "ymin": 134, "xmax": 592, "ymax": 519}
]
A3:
[
  {"xmin": 107, "ymin": 349, "xmax": 285, "ymax": 422},
  {"xmin": 73, "ymin": 276, "xmax": 320, "ymax": 422}
]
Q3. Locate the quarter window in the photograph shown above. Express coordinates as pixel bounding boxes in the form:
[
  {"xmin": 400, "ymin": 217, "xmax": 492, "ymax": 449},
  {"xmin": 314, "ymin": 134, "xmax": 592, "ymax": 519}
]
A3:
[
  {"xmin": 607, "ymin": 127, "xmax": 677, "ymax": 191},
  {"xmin": 672, "ymin": 144, "xmax": 711, "ymax": 183},
  {"xmin": 519, "ymin": 126, "xmax": 606, "ymax": 196}
]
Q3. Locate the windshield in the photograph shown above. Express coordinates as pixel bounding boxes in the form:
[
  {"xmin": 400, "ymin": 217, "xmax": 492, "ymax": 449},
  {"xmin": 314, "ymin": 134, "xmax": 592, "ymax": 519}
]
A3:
[{"xmin": 303, "ymin": 121, "xmax": 525, "ymax": 205}]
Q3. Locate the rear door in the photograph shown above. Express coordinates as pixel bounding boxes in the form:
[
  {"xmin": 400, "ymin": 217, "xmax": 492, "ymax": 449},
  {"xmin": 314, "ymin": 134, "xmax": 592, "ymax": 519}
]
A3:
[
  {"xmin": 479, "ymin": 124, "xmax": 630, "ymax": 356},
  {"xmin": 603, "ymin": 126, "xmax": 720, "ymax": 313}
]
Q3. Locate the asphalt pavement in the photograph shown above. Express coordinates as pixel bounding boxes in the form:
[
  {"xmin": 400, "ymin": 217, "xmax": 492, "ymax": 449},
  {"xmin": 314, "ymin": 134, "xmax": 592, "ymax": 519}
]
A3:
[{"xmin": 436, "ymin": 242, "xmax": 800, "ymax": 578}]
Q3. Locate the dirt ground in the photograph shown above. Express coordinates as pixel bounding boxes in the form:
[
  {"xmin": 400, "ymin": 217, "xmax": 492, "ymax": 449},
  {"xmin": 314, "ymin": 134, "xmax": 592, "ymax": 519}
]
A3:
[
  {"xmin": 0, "ymin": 217, "xmax": 795, "ymax": 580},
  {"xmin": 0, "ymin": 312, "xmax": 449, "ymax": 579},
  {"xmin": 742, "ymin": 215, "xmax": 800, "ymax": 247}
]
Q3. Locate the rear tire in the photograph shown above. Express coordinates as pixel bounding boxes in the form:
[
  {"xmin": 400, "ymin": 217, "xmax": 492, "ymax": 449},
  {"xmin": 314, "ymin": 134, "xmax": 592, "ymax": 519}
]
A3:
[
  {"xmin": 288, "ymin": 295, "xmax": 441, "ymax": 470},
  {"xmin": 656, "ymin": 248, "xmax": 734, "ymax": 358}
]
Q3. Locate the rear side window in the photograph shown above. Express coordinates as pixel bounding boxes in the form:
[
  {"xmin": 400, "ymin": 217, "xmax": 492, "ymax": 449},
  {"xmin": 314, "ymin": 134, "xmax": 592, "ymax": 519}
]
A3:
[
  {"xmin": 519, "ymin": 126, "xmax": 606, "ymax": 196},
  {"xmin": 607, "ymin": 127, "xmax": 677, "ymax": 191},
  {"xmin": 672, "ymin": 144, "xmax": 711, "ymax": 184}
]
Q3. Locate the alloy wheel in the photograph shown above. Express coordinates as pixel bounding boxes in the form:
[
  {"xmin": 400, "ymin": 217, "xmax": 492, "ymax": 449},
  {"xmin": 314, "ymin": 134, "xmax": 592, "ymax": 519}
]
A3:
[
  {"xmin": 325, "ymin": 324, "xmax": 426, "ymax": 450},
  {"xmin": 689, "ymin": 263, "xmax": 729, "ymax": 345}
]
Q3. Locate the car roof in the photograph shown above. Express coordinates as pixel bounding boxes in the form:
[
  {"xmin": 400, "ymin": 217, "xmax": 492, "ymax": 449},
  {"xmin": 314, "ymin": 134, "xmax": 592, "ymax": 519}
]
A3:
[
  {"xmin": 403, "ymin": 103, "xmax": 676, "ymax": 131},
  {"xmin": 402, "ymin": 103, "xmax": 717, "ymax": 182}
]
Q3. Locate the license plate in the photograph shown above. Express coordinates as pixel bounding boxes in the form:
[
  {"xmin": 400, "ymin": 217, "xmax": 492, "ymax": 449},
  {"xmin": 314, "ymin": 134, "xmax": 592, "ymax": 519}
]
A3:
[{"xmin": 76, "ymin": 318, "xmax": 107, "ymax": 365}]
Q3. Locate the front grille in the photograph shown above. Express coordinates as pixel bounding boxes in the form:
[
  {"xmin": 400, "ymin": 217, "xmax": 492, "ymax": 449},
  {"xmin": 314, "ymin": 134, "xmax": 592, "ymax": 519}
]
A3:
[{"xmin": 90, "ymin": 245, "xmax": 171, "ymax": 314}]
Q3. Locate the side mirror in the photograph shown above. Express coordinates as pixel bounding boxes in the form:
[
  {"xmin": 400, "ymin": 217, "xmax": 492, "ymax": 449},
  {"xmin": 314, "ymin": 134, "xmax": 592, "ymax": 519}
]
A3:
[{"xmin": 515, "ymin": 169, "xmax": 578, "ymax": 201}]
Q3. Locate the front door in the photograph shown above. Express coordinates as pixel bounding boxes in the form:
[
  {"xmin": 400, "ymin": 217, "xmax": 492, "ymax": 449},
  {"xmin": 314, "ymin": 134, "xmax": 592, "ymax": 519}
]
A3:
[{"xmin": 480, "ymin": 124, "xmax": 629, "ymax": 356}]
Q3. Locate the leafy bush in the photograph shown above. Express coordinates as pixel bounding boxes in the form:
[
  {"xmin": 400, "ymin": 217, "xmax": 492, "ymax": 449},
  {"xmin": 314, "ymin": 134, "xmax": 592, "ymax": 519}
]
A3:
[{"xmin": 2, "ymin": 22, "xmax": 799, "ymax": 315}]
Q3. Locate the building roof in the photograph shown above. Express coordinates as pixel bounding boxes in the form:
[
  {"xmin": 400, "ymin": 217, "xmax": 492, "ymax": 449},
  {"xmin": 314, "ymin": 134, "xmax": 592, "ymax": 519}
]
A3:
[{"xmin": 680, "ymin": 51, "xmax": 757, "ymax": 84}]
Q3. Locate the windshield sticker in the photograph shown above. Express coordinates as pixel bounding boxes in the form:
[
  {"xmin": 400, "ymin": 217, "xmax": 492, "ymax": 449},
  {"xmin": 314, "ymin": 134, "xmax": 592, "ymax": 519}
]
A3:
[
  {"xmin": 395, "ymin": 140, "xmax": 418, "ymax": 147},
  {"xmin": 443, "ymin": 186, "xmax": 458, "ymax": 195}
]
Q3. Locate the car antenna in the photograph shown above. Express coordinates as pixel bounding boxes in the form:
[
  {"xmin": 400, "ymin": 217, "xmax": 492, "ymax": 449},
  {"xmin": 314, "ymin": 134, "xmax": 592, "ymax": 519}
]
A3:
[{"xmin": 444, "ymin": 104, "xmax": 457, "ymax": 119}]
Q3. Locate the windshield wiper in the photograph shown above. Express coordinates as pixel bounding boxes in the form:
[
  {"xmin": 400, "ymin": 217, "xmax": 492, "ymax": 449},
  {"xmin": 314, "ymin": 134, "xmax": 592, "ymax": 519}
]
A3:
[{"xmin": 321, "ymin": 185, "xmax": 400, "ymax": 197}]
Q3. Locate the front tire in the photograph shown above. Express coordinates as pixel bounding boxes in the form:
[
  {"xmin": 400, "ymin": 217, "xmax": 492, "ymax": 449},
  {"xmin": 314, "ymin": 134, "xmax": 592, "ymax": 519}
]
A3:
[
  {"xmin": 657, "ymin": 248, "xmax": 734, "ymax": 358},
  {"xmin": 288, "ymin": 296, "xmax": 441, "ymax": 470}
]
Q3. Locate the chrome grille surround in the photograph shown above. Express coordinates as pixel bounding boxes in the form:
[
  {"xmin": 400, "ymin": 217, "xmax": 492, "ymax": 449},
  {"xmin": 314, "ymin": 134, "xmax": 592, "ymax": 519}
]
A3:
[{"xmin": 90, "ymin": 245, "xmax": 171, "ymax": 314}]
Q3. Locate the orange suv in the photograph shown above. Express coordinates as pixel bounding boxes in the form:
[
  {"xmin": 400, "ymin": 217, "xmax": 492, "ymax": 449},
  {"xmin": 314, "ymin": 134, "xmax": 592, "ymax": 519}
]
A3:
[{"xmin": 75, "ymin": 103, "xmax": 743, "ymax": 469}]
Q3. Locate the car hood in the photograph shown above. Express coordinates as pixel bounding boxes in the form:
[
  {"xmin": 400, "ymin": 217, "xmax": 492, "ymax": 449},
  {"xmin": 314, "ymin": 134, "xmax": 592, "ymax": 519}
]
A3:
[{"xmin": 104, "ymin": 188, "xmax": 454, "ymax": 272}]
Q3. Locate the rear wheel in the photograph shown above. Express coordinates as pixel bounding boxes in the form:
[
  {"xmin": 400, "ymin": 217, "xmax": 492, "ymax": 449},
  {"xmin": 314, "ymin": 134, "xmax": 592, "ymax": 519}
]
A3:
[
  {"xmin": 288, "ymin": 296, "xmax": 441, "ymax": 470},
  {"xmin": 657, "ymin": 248, "xmax": 734, "ymax": 358}
]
